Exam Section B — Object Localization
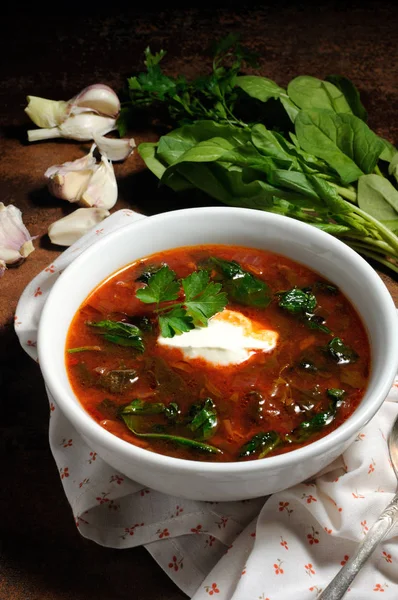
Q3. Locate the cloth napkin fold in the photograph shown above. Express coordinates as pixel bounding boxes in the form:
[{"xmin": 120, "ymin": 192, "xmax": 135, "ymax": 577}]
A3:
[{"xmin": 15, "ymin": 209, "xmax": 398, "ymax": 599}]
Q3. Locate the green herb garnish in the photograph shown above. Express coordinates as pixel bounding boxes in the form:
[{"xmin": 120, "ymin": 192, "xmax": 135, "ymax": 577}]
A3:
[
  {"xmin": 278, "ymin": 287, "xmax": 316, "ymax": 314},
  {"xmin": 87, "ymin": 320, "xmax": 145, "ymax": 352},
  {"xmin": 136, "ymin": 265, "xmax": 227, "ymax": 338}
]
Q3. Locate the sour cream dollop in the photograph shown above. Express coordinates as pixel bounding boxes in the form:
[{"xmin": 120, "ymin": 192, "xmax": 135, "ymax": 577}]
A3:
[{"xmin": 157, "ymin": 309, "xmax": 278, "ymax": 366}]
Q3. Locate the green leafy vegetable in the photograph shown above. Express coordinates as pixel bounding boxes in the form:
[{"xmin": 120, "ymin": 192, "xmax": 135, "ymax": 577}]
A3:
[
  {"xmin": 278, "ymin": 287, "xmax": 317, "ymax": 314},
  {"xmin": 182, "ymin": 270, "xmax": 227, "ymax": 326},
  {"xmin": 239, "ymin": 431, "xmax": 280, "ymax": 458},
  {"xmin": 121, "ymin": 398, "xmax": 167, "ymax": 415},
  {"xmin": 210, "ymin": 257, "xmax": 271, "ymax": 307},
  {"xmin": 158, "ymin": 306, "xmax": 194, "ymax": 337},
  {"xmin": 288, "ymin": 75, "xmax": 353, "ymax": 115},
  {"xmin": 136, "ymin": 265, "xmax": 180, "ymax": 304},
  {"xmin": 67, "ymin": 346, "xmax": 102, "ymax": 353},
  {"xmin": 325, "ymin": 75, "xmax": 368, "ymax": 121},
  {"xmin": 326, "ymin": 388, "xmax": 346, "ymax": 402},
  {"xmin": 188, "ymin": 398, "xmax": 218, "ymax": 440},
  {"xmin": 295, "ymin": 109, "xmax": 384, "ymax": 184},
  {"xmin": 358, "ymin": 174, "xmax": 398, "ymax": 230},
  {"xmin": 121, "ymin": 414, "xmax": 222, "ymax": 454},
  {"xmin": 98, "ymin": 369, "xmax": 138, "ymax": 394},
  {"xmin": 127, "ymin": 38, "xmax": 398, "ymax": 275},
  {"xmin": 87, "ymin": 320, "xmax": 144, "ymax": 352},
  {"xmin": 327, "ymin": 337, "xmax": 358, "ymax": 364},
  {"xmin": 136, "ymin": 264, "xmax": 227, "ymax": 338}
]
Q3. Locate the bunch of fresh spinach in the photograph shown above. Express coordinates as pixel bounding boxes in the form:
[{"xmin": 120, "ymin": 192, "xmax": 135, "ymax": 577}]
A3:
[{"xmin": 121, "ymin": 38, "xmax": 398, "ymax": 274}]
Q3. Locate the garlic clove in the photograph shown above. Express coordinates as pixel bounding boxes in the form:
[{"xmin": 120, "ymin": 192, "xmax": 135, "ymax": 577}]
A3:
[
  {"xmin": 25, "ymin": 96, "xmax": 69, "ymax": 128},
  {"xmin": 28, "ymin": 113, "xmax": 116, "ymax": 143},
  {"xmin": 0, "ymin": 246, "xmax": 23, "ymax": 264},
  {"xmin": 0, "ymin": 259, "xmax": 5, "ymax": 278},
  {"xmin": 70, "ymin": 84, "xmax": 121, "ymax": 118},
  {"xmin": 94, "ymin": 134, "xmax": 136, "ymax": 161},
  {"xmin": 45, "ymin": 145, "xmax": 97, "ymax": 202},
  {"xmin": 79, "ymin": 154, "xmax": 118, "ymax": 209},
  {"xmin": 48, "ymin": 207, "xmax": 110, "ymax": 246},
  {"xmin": 0, "ymin": 203, "xmax": 35, "ymax": 265}
]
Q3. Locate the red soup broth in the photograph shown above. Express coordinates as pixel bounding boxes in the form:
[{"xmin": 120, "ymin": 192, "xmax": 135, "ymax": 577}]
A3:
[{"xmin": 66, "ymin": 244, "xmax": 370, "ymax": 462}]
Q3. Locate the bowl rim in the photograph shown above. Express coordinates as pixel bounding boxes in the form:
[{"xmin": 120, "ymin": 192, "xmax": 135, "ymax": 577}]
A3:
[{"xmin": 38, "ymin": 206, "xmax": 398, "ymax": 475}]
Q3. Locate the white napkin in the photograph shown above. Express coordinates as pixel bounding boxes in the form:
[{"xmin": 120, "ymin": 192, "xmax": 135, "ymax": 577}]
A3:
[{"xmin": 15, "ymin": 209, "xmax": 398, "ymax": 599}]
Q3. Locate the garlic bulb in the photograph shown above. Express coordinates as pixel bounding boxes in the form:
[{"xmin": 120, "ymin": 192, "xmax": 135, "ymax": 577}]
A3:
[
  {"xmin": 94, "ymin": 134, "xmax": 136, "ymax": 161},
  {"xmin": 0, "ymin": 203, "xmax": 35, "ymax": 274},
  {"xmin": 70, "ymin": 84, "xmax": 120, "ymax": 118},
  {"xmin": 45, "ymin": 145, "xmax": 118, "ymax": 209},
  {"xmin": 48, "ymin": 207, "xmax": 110, "ymax": 246},
  {"xmin": 26, "ymin": 83, "xmax": 120, "ymax": 142},
  {"xmin": 28, "ymin": 113, "xmax": 116, "ymax": 143}
]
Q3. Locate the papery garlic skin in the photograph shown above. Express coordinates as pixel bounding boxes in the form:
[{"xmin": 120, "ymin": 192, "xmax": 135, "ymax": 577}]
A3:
[
  {"xmin": 79, "ymin": 155, "xmax": 118, "ymax": 209},
  {"xmin": 94, "ymin": 134, "xmax": 136, "ymax": 161},
  {"xmin": 45, "ymin": 145, "xmax": 97, "ymax": 202},
  {"xmin": 28, "ymin": 113, "xmax": 116, "ymax": 143},
  {"xmin": 0, "ymin": 203, "xmax": 35, "ymax": 269},
  {"xmin": 48, "ymin": 208, "xmax": 110, "ymax": 246},
  {"xmin": 70, "ymin": 84, "xmax": 120, "ymax": 118},
  {"xmin": 25, "ymin": 96, "xmax": 69, "ymax": 128}
]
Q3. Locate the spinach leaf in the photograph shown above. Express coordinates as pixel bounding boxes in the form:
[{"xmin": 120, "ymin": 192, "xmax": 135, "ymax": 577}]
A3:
[
  {"xmin": 297, "ymin": 410, "xmax": 334, "ymax": 437},
  {"xmin": 288, "ymin": 75, "xmax": 353, "ymax": 115},
  {"xmin": 121, "ymin": 414, "xmax": 222, "ymax": 454},
  {"xmin": 295, "ymin": 109, "xmax": 384, "ymax": 184},
  {"xmin": 325, "ymin": 75, "xmax": 367, "ymax": 121},
  {"xmin": 358, "ymin": 174, "xmax": 398, "ymax": 227},
  {"xmin": 120, "ymin": 398, "xmax": 168, "ymax": 416},
  {"xmin": 381, "ymin": 139, "xmax": 398, "ymax": 164},
  {"xmin": 327, "ymin": 337, "xmax": 358, "ymax": 364},
  {"xmin": 235, "ymin": 75, "xmax": 299, "ymax": 122},
  {"xmin": 98, "ymin": 369, "xmax": 138, "ymax": 394},
  {"xmin": 278, "ymin": 288, "xmax": 317, "ymax": 314},
  {"xmin": 87, "ymin": 320, "xmax": 144, "ymax": 352},
  {"xmin": 210, "ymin": 256, "xmax": 271, "ymax": 308},
  {"xmin": 326, "ymin": 388, "xmax": 346, "ymax": 402},
  {"xmin": 389, "ymin": 153, "xmax": 398, "ymax": 183},
  {"xmin": 239, "ymin": 431, "xmax": 280, "ymax": 458},
  {"xmin": 67, "ymin": 346, "xmax": 102, "ymax": 353},
  {"xmin": 188, "ymin": 398, "xmax": 218, "ymax": 440}
]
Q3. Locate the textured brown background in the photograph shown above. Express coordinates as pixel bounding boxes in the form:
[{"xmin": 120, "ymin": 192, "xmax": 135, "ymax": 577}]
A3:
[{"xmin": 1, "ymin": 4, "xmax": 398, "ymax": 599}]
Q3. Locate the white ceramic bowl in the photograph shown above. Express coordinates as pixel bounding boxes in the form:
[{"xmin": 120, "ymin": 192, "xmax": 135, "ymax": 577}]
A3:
[{"xmin": 38, "ymin": 207, "xmax": 398, "ymax": 501}]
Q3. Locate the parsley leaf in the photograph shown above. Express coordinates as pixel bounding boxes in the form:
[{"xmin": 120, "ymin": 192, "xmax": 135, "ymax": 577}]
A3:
[
  {"xmin": 136, "ymin": 265, "xmax": 180, "ymax": 304},
  {"xmin": 158, "ymin": 306, "xmax": 194, "ymax": 337},
  {"xmin": 87, "ymin": 320, "xmax": 144, "ymax": 352},
  {"xmin": 182, "ymin": 270, "xmax": 227, "ymax": 326},
  {"xmin": 210, "ymin": 257, "xmax": 271, "ymax": 308}
]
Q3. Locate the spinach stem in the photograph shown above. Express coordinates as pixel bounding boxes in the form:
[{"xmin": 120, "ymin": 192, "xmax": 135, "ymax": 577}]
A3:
[
  {"xmin": 346, "ymin": 243, "xmax": 398, "ymax": 274},
  {"xmin": 329, "ymin": 182, "xmax": 357, "ymax": 203}
]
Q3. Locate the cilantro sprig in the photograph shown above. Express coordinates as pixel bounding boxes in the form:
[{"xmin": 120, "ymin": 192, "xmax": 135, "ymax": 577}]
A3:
[{"xmin": 136, "ymin": 265, "xmax": 227, "ymax": 338}]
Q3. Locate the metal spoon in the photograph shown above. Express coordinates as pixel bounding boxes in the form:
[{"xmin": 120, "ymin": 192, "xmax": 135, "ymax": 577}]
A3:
[{"xmin": 319, "ymin": 414, "xmax": 398, "ymax": 599}]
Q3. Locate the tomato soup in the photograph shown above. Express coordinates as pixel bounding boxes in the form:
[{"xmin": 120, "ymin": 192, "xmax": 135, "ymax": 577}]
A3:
[{"xmin": 66, "ymin": 245, "xmax": 370, "ymax": 462}]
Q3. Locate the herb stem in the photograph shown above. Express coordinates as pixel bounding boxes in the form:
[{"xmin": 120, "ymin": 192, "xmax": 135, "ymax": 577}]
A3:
[
  {"xmin": 328, "ymin": 182, "xmax": 357, "ymax": 203},
  {"xmin": 346, "ymin": 243, "xmax": 398, "ymax": 274}
]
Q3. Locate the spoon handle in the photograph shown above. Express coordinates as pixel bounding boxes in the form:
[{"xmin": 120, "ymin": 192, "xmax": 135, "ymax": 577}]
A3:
[{"xmin": 319, "ymin": 491, "xmax": 398, "ymax": 600}]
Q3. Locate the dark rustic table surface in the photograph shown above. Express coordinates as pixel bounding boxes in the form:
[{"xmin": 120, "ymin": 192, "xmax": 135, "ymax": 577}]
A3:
[{"xmin": 1, "ymin": 5, "xmax": 398, "ymax": 599}]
